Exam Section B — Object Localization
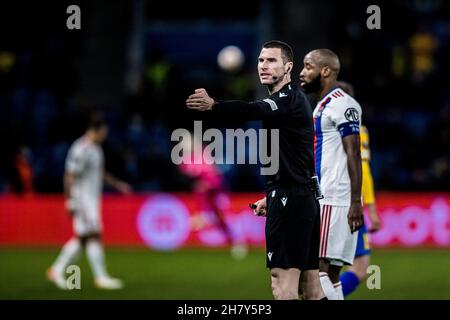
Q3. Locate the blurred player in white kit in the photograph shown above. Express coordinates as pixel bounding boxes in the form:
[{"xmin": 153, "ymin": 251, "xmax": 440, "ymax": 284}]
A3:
[{"xmin": 47, "ymin": 115, "xmax": 132, "ymax": 290}]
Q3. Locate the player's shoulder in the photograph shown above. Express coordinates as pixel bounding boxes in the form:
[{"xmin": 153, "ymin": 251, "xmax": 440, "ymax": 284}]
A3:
[
  {"xmin": 346, "ymin": 94, "xmax": 362, "ymax": 113},
  {"xmin": 326, "ymin": 88, "xmax": 356, "ymax": 106},
  {"xmin": 70, "ymin": 137, "xmax": 93, "ymax": 154},
  {"xmin": 326, "ymin": 88, "xmax": 362, "ymax": 114}
]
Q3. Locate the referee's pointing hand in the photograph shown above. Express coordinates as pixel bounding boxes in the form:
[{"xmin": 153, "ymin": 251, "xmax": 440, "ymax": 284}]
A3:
[{"xmin": 186, "ymin": 88, "xmax": 215, "ymax": 111}]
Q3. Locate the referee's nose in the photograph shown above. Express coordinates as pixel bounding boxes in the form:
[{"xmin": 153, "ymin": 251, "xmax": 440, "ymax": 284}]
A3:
[
  {"xmin": 259, "ymin": 59, "xmax": 268, "ymax": 70},
  {"xmin": 259, "ymin": 65, "xmax": 269, "ymax": 75}
]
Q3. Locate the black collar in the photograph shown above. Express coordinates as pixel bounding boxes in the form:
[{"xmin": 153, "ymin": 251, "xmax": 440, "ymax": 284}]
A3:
[{"xmin": 270, "ymin": 82, "xmax": 294, "ymax": 97}]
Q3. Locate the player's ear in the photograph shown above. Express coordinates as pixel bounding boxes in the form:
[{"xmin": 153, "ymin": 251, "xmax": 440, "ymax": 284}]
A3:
[{"xmin": 321, "ymin": 66, "xmax": 331, "ymax": 78}]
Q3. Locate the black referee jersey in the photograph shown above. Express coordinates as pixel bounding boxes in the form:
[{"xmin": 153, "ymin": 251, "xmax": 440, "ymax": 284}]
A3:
[{"xmin": 212, "ymin": 82, "xmax": 315, "ymax": 190}]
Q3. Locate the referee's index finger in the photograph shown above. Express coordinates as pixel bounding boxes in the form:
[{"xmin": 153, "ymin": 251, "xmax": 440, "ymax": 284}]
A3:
[
  {"xmin": 186, "ymin": 101, "xmax": 203, "ymax": 105},
  {"xmin": 187, "ymin": 97, "xmax": 204, "ymax": 102},
  {"xmin": 188, "ymin": 93, "xmax": 204, "ymax": 99}
]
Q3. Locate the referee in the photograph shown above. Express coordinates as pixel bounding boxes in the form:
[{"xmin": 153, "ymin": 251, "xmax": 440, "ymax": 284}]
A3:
[{"xmin": 186, "ymin": 40, "xmax": 325, "ymax": 300}]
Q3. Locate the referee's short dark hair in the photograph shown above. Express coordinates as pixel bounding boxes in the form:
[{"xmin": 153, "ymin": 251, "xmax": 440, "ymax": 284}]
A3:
[{"xmin": 263, "ymin": 40, "xmax": 294, "ymax": 64}]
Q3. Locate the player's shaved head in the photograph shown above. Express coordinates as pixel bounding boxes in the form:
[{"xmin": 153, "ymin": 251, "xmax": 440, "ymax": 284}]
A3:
[
  {"xmin": 300, "ymin": 48, "xmax": 342, "ymax": 95},
  {"xmin": 307, "ymin": 49, "xmax": 341, "ymax": 77}
]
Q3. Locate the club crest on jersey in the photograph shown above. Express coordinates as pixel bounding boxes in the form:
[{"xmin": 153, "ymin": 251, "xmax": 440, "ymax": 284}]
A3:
[{"xmin": 345, "ymin": 108, "xmax": 360, "ymax": 121}]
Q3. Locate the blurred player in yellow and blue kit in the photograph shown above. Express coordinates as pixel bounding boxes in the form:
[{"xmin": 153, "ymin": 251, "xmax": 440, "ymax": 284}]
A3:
[{"xmin": 337, "ymin": 81, "xmax": 381, "ymax": 297}]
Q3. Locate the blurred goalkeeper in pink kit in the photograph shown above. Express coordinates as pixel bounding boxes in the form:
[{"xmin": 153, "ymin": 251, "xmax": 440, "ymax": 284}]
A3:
[{"xmin": 178, "ymin": 133, "xmax": 248, "ymax": 259}]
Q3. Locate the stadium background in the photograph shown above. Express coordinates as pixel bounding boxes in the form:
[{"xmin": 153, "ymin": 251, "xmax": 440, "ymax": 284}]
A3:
[{"xmin": 0, "ymin": 0, "xmax": 449, "ymax": 299}]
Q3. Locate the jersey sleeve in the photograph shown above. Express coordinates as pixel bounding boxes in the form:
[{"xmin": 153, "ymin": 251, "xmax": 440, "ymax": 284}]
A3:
[
  {"xmin": 329, "ymin": 98, "xmax": 362, "ymax": 138},
  {"xmin": 362, "ymin": 160, "xmax": 376, "ymax": 205},
  {"xmin": 360, "ymin": 125, "xmax": 371, "ymax": 161},
  {"xmin": 65, "ymin": 144, "xmax": 87, "ymax": 175},
  {"xmin": 212, "ymin": 94, "xmax": 291, "ymax": 120}
]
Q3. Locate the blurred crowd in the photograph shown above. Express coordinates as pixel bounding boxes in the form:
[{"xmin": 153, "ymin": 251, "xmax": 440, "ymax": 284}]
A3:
[
  {"xmin": 330, "ymin": 0, "xmax": 450, "ymax": 191},
  {"xmin": 0, "ymin": 0, "xmax": 449, "ymax": 195}
]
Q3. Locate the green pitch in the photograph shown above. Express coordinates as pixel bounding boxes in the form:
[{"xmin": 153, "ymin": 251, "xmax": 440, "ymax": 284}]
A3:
[{"xmin": 0, "ymin": 247, "xmax": 449, "ymax": 299}]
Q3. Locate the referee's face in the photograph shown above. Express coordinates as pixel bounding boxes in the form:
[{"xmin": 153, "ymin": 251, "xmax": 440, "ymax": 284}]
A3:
[{"xmin": 258, "ymin": 48, "xmax": 287, "ymax": 85}]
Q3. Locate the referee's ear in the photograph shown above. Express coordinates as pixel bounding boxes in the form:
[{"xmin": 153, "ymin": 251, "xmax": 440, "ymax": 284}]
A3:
[{"xmin": 285, "ymin": 61, "xmax": 293, "ymax": 74}]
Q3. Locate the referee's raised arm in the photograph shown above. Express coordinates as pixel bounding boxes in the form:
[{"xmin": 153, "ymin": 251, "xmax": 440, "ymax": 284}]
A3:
[{"xmin": 186, "ymin": 87, "xmax": 291, "ymax": 120}]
